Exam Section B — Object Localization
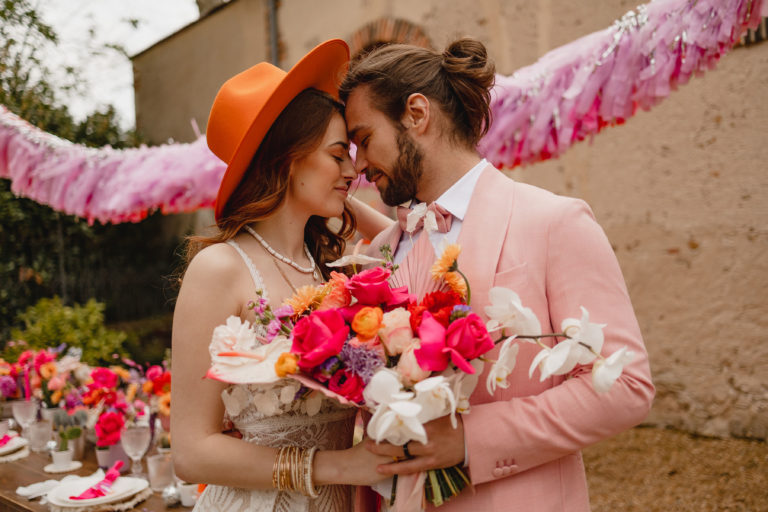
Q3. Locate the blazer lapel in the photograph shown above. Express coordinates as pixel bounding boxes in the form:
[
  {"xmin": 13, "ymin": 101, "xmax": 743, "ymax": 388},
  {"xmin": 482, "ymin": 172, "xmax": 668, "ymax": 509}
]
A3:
[{"xmin": 455, "ymin": 165, "xmax": 516, "ymax": 314}]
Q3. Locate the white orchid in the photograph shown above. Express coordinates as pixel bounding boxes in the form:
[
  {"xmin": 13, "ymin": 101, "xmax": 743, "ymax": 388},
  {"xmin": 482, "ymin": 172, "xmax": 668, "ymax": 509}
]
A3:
[
  {"xmin": 592, "ymin": 347, "xmax": 635, "ymax": 393},
  {"xmin": 367, "ymin": 400, "xmax": 428, "ymax": 445},
  {"xmin": 484, "ymin": 287, "xmax": 541, "ymax": 335},
  {"xmin": 206, "ymin": 316, "xmax": 292, "ymax": 384},
  {"xmin": 413, "ymin": 376, "xmax": 457, "ymax": 427},
  {"xmin": 486, "ymin": 337, "xmax": 520, "ymax": 395},
  {"xmin": 445, "ymin": 359, "xmax": 483, "ymax": 414},
  {"xmin": 560, "ymin": 306, "xmax": 606, "ymax": 365}
]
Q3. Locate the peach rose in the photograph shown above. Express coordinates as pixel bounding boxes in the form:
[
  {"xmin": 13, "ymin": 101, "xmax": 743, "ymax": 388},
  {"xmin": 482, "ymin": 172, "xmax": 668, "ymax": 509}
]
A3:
[
  {"xmin": 397, "ymin": 341, "xmax": 431, "ymax": 386},
  {"xmin": 379, "ymin": 308, "xmax": 414, "ymax": 356},
  {"xmin": 318, "ymin": 272, "xmax": 352, "ymax": 310}
]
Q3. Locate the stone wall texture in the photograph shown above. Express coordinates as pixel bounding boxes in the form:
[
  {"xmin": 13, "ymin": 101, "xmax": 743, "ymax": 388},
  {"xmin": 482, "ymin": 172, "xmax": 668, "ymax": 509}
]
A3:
[{"xmin": 134, "ymin": 0, "xmax": 768, "ymax": 439}]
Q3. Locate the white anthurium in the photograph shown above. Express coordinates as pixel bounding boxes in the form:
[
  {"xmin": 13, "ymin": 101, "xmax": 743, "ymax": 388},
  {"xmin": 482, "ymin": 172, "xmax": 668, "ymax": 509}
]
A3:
[
  {"xmin": 486, "ymin": 337, "xmax": 520, "ymax": 395},
  {"xmin": 592, "ymin": 347, "xmax": 635, "ymax": 393},
  {"xmin": 561, "ymin": 306, "xmax": 606, "ymax": 365},
  {"xmin": 327, "ymin": 253, "xmax": 386, "ymax": 267},
  {"xmin": 485, "ymin": 287, "xmax": 541, "ymax": 335},
  {"xmin": 412, "ymin": 376, "xmax": 457, "ymax": 427},
  {"xmin": 206, "ymin": 317, "xmax": 292, "ymax": 384},
  {"xmin": 367, "ymin": 400, "xmax": 428, "ymax": 445}
]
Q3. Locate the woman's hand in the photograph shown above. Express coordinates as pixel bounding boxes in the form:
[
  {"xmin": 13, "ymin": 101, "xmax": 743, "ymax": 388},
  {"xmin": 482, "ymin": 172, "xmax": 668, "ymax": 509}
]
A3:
[{"xmin": 314, "ymin": 439, "xmax": 393, "ymax": 486}]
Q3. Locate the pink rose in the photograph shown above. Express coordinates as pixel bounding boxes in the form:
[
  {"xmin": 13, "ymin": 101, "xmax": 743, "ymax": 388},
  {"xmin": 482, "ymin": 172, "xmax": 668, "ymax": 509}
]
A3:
[
  {"xmin": 443, "ymin": 314, "xmax": 495, "ymax": 373},
  {"xmin": 414, "ymin": 312, "xmax": 493, "ymax": 374},
  {"xmin": 345, "ymin": 267, "xmax": 410, "ymax": 307},
  {"xmin": 291, "ymin": 310, "xmax": 349, "ymax": 371},
  {"xmin": 95, "ymin": 411, "xmax": 124, "ymax": 447},
  {"xmin": 379, "ymin": 308, "xmax": 414, "ymax": 356},
  {"xmin": 397, "ymin": 342, "xmax": 431, "ymax": 386},
  {"xmin": 328, "ymin": 369, "xmax": 365, "ymax": 404},
  {"xmin": 90, "ymin": 367, "xmax": 118, "ymax": 389},
  {"xmin": 145, "ymin": 365, "xmax": 164, "ymax": 381}
]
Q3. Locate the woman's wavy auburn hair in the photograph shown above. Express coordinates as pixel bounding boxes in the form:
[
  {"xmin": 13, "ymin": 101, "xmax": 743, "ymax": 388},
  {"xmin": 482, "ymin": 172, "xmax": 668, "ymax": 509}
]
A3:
[{"xmin": 185, "ymin": 88, "xmax": 355, "ymax": 279}]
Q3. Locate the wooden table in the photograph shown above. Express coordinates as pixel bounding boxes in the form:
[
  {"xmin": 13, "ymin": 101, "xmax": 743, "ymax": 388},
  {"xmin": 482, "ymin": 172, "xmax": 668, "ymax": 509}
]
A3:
[{"xmin": 0, "ymin": 448, "xmax": 188, "ymax": 512}]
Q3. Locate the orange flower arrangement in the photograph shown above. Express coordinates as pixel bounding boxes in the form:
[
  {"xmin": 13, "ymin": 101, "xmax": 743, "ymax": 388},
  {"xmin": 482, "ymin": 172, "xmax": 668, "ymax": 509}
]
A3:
[{"xmin": 285, "ymin": 284, "xmax": 327, "ymax": 316}]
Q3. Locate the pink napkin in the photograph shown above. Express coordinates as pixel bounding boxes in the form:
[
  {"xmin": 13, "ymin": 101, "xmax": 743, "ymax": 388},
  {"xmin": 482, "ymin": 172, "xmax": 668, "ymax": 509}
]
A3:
[
  {"xmin": 69, "ymin": 461, "xmax": 123, "ymax": 500},
  {"xmin": 0, "ymin": 434, "xmax": 13, "ymax": 447}
]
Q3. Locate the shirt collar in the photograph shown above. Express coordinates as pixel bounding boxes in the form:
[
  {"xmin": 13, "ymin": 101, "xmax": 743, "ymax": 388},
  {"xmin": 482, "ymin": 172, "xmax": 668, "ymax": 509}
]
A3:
[{"xmin": 434, "ymin": 159, "xmax": 488, "ymax": 221}]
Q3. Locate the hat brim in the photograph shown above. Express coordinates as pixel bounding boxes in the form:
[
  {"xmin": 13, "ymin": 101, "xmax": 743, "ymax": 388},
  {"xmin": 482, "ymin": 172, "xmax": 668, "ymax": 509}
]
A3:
[{"xmin": 214, "ymin": 39, "xmax": 350, "ymax": 221}]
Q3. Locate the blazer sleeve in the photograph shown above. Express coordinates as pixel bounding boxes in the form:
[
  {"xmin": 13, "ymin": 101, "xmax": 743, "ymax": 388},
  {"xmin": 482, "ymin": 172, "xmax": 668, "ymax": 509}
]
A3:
[{"xmin": 463, "ymin": 198, "xmax": 655, "ymax": 485}]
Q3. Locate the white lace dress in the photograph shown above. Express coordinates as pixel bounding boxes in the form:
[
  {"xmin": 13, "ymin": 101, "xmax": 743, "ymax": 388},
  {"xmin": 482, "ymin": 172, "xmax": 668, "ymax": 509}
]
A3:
[{"xmin": 193, "ymin": 240, "xmax": 357, "ymax": 512}]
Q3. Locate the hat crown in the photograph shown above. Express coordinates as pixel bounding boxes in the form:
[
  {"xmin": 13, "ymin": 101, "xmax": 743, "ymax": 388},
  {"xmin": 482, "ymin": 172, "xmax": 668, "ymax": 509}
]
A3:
[{"xmin": 207, "ymin": 63, "xmax": 287, "ymax": 164}]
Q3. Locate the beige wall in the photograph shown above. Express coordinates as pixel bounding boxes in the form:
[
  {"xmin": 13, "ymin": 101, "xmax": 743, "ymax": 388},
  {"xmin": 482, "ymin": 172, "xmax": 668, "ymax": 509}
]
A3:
[
  {"xmin": 133, "ymin": 0, "xmax": 768, "ymax": 439},
  {"xmin": 133, "ymin": 0, "xmax": 268, "ymax": 144}
]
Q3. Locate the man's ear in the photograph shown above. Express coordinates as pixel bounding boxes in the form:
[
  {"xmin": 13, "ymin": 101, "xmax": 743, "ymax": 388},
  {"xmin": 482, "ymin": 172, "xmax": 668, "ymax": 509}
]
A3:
[{"xmin": 402, "ymin": 93, "xmax": 429, "ymax": 135}]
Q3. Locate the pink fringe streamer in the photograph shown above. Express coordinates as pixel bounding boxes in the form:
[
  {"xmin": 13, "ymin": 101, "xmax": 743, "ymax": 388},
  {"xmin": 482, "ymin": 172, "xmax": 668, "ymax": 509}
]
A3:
[
  {"xmin": 478, "ymin": 0, "xmax": 764, "ymax": 168},
  {"xmin": 0, "ymin": 0, "xmax": 763, "ymax": 222}
]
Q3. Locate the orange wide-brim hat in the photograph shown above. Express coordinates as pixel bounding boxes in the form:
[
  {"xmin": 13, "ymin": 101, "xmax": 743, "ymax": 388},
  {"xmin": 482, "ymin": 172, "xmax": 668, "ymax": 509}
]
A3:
[{"xmin": 207, "ymin": 39, "xmax": 350, "ymax": 221}]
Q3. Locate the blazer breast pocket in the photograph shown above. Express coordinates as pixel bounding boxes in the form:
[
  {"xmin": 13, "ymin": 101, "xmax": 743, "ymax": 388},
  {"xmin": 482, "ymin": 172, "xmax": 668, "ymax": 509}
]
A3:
[{"xmin": 492, "ymin": 262, "xmax": 529, "ymax": 292}]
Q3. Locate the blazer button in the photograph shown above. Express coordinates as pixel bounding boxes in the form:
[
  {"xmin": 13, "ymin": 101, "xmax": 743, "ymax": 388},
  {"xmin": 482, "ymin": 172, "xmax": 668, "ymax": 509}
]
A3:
[
  {"xmin": 492, "ymin": 467, "xmax": 503, "ymax": 477},
  {"xmin": 501, "ymin": 466, "xmax": 512, "ymax": 476}
]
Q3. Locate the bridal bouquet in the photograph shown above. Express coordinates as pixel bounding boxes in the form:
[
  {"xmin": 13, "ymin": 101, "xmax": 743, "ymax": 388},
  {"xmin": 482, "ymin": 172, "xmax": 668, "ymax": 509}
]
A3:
[{"xmin": 205, "ymin": 243, "xmax": 635, "ymax": 509}]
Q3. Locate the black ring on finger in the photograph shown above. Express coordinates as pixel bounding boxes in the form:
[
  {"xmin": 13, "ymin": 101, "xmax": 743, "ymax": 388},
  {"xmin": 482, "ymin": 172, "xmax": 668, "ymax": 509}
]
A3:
[{"xmin": 403, "ymin": 441, "xmax": 412, "ymax": 459}]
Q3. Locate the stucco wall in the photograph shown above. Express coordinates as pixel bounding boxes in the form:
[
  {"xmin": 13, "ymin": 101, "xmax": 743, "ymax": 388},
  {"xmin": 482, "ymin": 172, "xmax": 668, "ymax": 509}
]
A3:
[
  {"xmin": 133, "ymin": 0, "xmax": 268, "ymax": 144},
  {"xmin": 133, "ymin": 0, "xmax": 768, "ymax": 439}
]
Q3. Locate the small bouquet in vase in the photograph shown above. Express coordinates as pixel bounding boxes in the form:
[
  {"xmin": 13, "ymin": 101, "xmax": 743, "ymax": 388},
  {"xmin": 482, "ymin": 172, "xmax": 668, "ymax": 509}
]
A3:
[{"xmin": 206, "ymin": 243, "xmax": 635, "ymax": 510}]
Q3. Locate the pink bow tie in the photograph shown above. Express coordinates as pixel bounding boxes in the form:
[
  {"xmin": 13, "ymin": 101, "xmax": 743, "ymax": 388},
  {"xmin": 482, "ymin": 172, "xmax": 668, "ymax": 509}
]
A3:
[{"xmin": 396, "ymin": 202, "xmax": 453, "ymax": 234}]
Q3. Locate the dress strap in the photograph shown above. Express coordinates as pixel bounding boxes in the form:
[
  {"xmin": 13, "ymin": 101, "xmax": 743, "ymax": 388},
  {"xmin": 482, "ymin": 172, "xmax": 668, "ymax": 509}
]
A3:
[{"xmin": 226, "ymin": 240, "xmax": 268, "ymax": 302}]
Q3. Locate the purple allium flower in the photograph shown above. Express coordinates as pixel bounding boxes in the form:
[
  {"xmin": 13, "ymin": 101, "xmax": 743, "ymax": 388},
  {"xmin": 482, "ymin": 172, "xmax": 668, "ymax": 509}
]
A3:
[{"xmin": 339, "ymin": 344, "xmax": 385, "ymax": 384}]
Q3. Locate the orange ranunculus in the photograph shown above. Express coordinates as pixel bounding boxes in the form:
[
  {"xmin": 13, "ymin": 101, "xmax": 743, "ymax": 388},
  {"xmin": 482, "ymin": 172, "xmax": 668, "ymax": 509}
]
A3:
[
  {"xmin": 50, "ymin": 389, "xmax": 62, "ymax": 405},
  {"xmin": 158, "ymin": 392, "xmax": 171, "ymax": 417},
  {"xmin": 82, "ymin": 388, "xmax": 103, "ymax": 406},
  {"xmin": 39, "ymin": 361, "xmax": 58, "ymax": 380},
  {"xmin": 352, "ymin": 306, "xmax": 384, "ymax": 340},
  {"xmin": 274, "ymin": 353, "xmax": 299, "ymax": 378},
  {"xmin": 142, "ymin": 380, "xmax": 154, "ymax": 395},
  {"xmin": 431, "ymin": 244, "xmax": 461, "ymax": 281}
]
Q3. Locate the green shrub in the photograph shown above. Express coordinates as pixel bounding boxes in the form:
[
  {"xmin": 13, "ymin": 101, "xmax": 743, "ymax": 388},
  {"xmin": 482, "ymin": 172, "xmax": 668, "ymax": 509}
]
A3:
[{"xmin": 8, "ymin": 297, "xmax": 127, "ymax": 365}]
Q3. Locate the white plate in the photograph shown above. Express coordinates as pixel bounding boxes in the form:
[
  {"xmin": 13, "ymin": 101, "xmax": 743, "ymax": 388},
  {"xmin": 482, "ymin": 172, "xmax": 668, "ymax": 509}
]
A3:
[
  {"xmin": 43, "ymin": 460, "xmax": 83, "ymax": 473},
  {"xmin": 47, "ymin": 476, "xmax": 149, "ymax": 507},
  {"xmin": 0, "ymin": 434, "xmax": 28, "ymax": 456}
]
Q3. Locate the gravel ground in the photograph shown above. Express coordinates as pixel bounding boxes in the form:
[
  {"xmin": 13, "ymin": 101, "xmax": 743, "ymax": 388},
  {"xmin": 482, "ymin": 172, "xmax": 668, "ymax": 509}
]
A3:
[{"xmin": 583, "ymin": 426, "xmax": 768, "ymax": 512}]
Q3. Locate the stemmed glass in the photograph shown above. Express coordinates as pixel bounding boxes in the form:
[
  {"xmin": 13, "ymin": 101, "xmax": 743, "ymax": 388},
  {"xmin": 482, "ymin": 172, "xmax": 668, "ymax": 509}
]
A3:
[
  {"xmin": 120, "ymin": 424, "xmax": 152, "ymax": 477},
  {"xmin": 11, "ymin": 399, "xmax": 38, "ymax": 440}
]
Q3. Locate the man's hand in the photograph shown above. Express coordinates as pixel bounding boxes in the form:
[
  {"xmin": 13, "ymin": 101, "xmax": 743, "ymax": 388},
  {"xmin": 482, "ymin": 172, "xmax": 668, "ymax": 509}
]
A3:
[{"xmin": 365, "ymin": 415, "xmax": 465, "ymax": 475}]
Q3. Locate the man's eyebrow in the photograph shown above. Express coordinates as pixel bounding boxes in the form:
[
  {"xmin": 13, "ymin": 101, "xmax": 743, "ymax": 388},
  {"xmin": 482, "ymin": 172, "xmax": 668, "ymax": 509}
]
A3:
[
  {"xmin": 328, "ymin": 141, "xmax": 349, "ymax": 150},
  {"xmin": 347, "ymin": 125, "xmax": 365, "ymax": 140}
]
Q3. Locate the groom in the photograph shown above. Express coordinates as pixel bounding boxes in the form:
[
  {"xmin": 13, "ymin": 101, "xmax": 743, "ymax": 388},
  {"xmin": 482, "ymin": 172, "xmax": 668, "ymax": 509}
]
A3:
[{"xmin": 341, "ymin": 38, "xmax": 654, "ymax": 511}]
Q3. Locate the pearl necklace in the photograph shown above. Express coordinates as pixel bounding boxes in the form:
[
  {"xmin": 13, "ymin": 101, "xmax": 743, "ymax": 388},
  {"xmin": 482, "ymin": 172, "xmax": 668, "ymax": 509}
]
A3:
[{"xmin": 244, "ymin": 225, "xmax": 320, "ymax": 280}]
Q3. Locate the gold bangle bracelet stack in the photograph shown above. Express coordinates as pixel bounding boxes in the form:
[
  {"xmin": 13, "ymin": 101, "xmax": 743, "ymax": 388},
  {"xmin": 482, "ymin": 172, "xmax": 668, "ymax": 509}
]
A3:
[{"xmin": 272, "ymin": 446, "xmax": 320, "ymax": 498}]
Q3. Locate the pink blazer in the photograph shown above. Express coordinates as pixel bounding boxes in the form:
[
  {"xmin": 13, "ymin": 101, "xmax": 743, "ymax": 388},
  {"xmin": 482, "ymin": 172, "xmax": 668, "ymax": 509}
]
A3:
[{"xmin": 365, "ymin": 166, "xmax": 654, "ymax": 511}]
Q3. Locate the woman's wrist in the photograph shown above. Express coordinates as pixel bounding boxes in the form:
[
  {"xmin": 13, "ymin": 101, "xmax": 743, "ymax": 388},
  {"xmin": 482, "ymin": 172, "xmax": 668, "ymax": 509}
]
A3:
[{"xmin": 312, "ymin": 449, "xmax": 342, "ymax": 486}]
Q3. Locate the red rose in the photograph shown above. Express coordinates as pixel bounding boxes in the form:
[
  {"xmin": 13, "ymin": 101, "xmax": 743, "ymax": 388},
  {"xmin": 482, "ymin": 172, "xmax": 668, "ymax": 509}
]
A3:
[
  {"xmin": 95, "ymin": 411, "xmax": 124, "ymax": 447},
  {"xmin": 90, "ymin": 367, "xmax": 118, "ymax": 389},
  {"xmin": 291, "ymin": 310, "xmax": 349, "ymax": 371},
  {"xmin": 345, "ymin": 267, "xmax": 410, "ymax": 307},
  {"xmin": 328, "ymin": 369, "xmax": 365, "ymax": 404},
  {"xmin": 408, "ymin": 290, "xmax": 463, "ymax": 331},
  {"xmin": 443, "ymin": 313, "xmax": 494, "ymax": 373}
]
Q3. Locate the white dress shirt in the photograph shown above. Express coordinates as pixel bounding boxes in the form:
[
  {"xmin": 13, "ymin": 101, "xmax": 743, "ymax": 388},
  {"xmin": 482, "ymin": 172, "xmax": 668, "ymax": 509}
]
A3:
[{"xmin": 394, "ymin": 159, "xmax": 489, "ymax": 264}]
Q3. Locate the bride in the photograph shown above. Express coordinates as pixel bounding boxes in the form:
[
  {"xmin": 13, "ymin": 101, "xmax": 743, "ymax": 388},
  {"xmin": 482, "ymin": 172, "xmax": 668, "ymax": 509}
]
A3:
[{"xmin": 171, "ymin": 39, "xmax": 393, "ymax": 511}]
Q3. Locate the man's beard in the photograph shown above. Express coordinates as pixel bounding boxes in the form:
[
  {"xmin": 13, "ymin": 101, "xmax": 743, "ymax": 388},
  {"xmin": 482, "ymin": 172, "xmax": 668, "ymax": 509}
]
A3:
[{"xmin": 369, "ymin": 130, "xmax": 424, "ymax": 207}]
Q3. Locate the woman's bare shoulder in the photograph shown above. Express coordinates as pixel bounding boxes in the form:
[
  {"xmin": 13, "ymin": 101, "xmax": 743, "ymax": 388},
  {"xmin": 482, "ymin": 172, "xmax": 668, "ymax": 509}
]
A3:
[{"xmin": 182, "ymin": 242, "xmax": 243, "ymax": 288}]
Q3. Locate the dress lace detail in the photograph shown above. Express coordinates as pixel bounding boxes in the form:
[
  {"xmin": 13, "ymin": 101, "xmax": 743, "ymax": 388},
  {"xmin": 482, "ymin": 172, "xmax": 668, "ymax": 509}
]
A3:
[{"xmin": 194, "ymin": 242, "xmax": 356, "ymax": 511}]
